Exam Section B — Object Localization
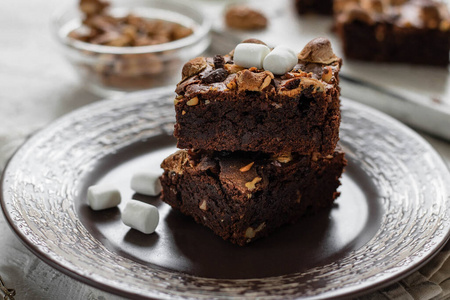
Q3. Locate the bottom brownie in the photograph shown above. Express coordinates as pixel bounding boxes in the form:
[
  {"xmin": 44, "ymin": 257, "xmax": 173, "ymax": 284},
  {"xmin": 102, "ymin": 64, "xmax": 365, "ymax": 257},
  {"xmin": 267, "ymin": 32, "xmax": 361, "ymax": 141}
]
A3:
[{"xmin": 160, "ymin": 149, "xmax": 346, "ymax": 246}]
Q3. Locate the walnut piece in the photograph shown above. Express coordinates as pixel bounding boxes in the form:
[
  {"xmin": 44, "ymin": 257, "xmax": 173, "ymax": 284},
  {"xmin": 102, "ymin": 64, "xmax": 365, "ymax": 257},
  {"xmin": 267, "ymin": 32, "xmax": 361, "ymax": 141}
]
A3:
[
  {"xmin": 225, "ymin": 5, "xmax": 268, "ymax": 30},
  {"xmin": 199, "ymin": 200, "xmax": 207, "ymax": 211},
  {"xmin": 272, "ymin": 152, "xmax": 292, "ymax": 163},
  {"xmin": 322, "ymin": 66, "xmax": 333, "ymax": 83},
  {"xmin": 239, "ymin": 162, "xmax": 254, "ymax": 172},
  {"xmin": 182, "ymin": 57, "xmax": 207, "ymax": 80},
  {"xmin": 245, "ymin": 222, "xmax": 266, "ymax": 239},
  {"xmin": 298, "ymin": 38, "xmax": 340, "ymax": 64},
  {"xmin": 186, "ymin": 97, "xmax": 199, "ymax": 106},
  {"xmin": 224, "ymin": 63, "xmax": 245, "ymax": 74},
  {"xmin": 236, "ymin": 70, "xmax": 273, "ymax": 92},
  {"xmin": 245, "ymin": 177, "xmax": 262, "ymax": 191}
]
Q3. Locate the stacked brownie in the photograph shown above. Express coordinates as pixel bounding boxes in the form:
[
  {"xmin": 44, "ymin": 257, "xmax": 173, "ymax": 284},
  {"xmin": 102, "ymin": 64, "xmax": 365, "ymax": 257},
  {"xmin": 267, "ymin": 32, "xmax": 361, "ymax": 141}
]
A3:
[{"xmin": 160, "ymin": 38, "xmax": 347, "ymax": 246}]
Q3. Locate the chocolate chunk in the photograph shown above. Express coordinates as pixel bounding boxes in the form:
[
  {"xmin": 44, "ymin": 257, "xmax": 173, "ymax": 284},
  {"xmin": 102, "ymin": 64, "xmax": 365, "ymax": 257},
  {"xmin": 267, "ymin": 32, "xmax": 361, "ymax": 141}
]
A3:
[
  {"xmin": 201, "ymin": 68, "xmax": 228, "ymax": 84},
  {"xmin": 284, "ymin": 78, "xmax": 301, "ymax": 90},
  {"xmin": 213, "ymin": 55, "xmax": 225, "ymax": 69}
]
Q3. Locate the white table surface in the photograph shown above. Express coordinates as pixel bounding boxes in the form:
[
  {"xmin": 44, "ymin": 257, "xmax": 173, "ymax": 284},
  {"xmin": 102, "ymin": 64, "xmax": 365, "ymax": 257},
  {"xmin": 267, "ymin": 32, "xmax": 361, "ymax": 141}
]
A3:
[{"xmin": 1, "ymin": 0, "xmax": 450, "ymax": 299}]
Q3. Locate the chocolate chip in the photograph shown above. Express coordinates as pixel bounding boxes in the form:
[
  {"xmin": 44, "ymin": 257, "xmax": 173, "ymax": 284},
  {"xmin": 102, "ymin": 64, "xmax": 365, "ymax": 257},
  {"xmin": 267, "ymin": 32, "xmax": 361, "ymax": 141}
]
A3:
[
  {"xmin": 213, "ymin": 55, "xmax": 225, "ymax": 69},
  {"xmin": 284, "ymin": 78, "xmax": 300, "ymax": 90},
  {"xmin": 201, "ymin": 68, "xmax": 228, "ymax": 84}
]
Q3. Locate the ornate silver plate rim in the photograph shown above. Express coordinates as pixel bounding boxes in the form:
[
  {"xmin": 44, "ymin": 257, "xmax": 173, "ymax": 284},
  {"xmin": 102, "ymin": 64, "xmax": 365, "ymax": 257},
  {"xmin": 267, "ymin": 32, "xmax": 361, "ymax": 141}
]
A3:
[{"xmin": 2, "ymin": 87, "xmax": 450, "ymax": 299}]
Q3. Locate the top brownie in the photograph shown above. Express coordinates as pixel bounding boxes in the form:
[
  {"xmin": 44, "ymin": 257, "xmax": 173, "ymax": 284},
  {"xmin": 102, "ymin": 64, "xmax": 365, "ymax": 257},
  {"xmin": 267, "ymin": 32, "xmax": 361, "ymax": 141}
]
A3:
[{"xmin": 173, "ymin": 38, "xmax": 342, "ymax": 155}]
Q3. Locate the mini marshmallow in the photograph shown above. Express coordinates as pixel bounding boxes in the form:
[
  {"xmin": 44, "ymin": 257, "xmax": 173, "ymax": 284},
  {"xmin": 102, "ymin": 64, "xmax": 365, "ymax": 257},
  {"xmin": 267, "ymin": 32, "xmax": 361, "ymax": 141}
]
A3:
[
  {"xmin": 130, "ymin": 171, "xmax": 162, "ymax": 196},
  {"xmin": 263, "ymin": 45, "xmax": 298, "ymax": 75},
  {"xmin": 122, "ymin": 200, "xmax": 159, "ymax": 234},
  {"xmin": 233, "ymin": 43, "xmax": 271, "ymax": 69},
  {"xmin": 87, "ymin": 185, "xmax": 121, "ymax": 211}
]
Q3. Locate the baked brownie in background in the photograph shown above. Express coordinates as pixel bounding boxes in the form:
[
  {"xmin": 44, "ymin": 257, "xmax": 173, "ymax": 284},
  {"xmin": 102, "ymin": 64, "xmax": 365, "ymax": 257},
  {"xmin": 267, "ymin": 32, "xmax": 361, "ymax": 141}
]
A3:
[
  {"xmin": 160, "ymin": 148, "xmax": 346, "ymax": 246},
  {"xmin": 174, "ymin": 38, "xmax": 342, "ymax": 155},
  {"xmin": 295, "ymin": 0, "xmax": 334, "ymax": 15},
  {"xmin": 334, "ymin": 0, "xmax": 450, "ymax": 66}
]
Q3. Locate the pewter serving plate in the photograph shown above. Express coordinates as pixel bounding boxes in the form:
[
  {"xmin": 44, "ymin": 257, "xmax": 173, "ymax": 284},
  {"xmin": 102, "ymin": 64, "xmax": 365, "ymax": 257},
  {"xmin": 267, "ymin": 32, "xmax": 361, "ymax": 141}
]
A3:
[{"xmin": 2, "ymin": 87, "xmax": 450, "ymax": 299}]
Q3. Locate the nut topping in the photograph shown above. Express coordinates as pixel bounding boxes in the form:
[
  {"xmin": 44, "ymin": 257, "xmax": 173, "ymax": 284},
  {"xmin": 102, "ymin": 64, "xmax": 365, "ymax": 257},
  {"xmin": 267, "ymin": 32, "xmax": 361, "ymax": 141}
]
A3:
[
  {"xmin": 322, "ymin": 66, "xmax": 333, "ymax": 82},
  {"xmin": 245, "ymin": 177, "xmax": 262, "ymax": 191},
  {"xmin": 298, "ymin": 38, "xmax": 340, "ymax": 64},
  {"xmin": 272, "ymin": 152, "xmax": 292, "ymax": 163},
  {"xmin": 236, "ymin": 70, "xmax": 273, "ymax": 92},
  {"xmin": 239, "ymin": 162, "xmax": 255, "ymax": 172},
  {"xmin": 199, "ymin": 200, "xmax": 207, "ymax": 211},
  {"xmin": 245, "ymin": 222, "xmax": 266, "ymax": 239},
  {"xmin": 224, "ymin": 63, "xmax": 245, "ymax": 74},
  {"xmin": 186, "ymin": 97, "xmax": 199, "ymax": 106},
  {"xmin": 182, "ymin": 57, "xmax": 207, "ymax": 80}
]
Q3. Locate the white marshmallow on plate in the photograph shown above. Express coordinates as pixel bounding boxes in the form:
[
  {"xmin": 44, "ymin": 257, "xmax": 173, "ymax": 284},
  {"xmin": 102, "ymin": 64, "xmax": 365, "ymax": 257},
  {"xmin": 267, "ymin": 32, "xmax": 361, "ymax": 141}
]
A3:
[
  {"xmin": 263, "ymin": 45, "xmax": 298, "ymax": 75},
  {"xmin": 130, "ymin": 171, "xmax": 162, "ymax": 196},
  {"xmin": 122, "ymin": 200, "xmax": 159, "ymax": 234},
  {"xmin": 233, "ymin": 43, "xmax": 271, "ymax": 69},
  {"xmin": 87, "ymin": 185, "xmax": 121, "ymax": 211}
]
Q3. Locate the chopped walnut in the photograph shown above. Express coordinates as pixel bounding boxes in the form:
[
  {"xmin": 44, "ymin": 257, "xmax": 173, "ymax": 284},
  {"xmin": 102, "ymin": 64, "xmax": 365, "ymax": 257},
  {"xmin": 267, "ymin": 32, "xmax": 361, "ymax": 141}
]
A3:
[
  {"xmin": 312, "ymin": 152, "xmax": 320, "ymax": 162},
  {"xmin": 182, "ymin": 57, "xmax": 207, "ymax": 80},
  {"xmin": 236, "ymin": 70, "xmax": 273, "ymax": 92},
  {"xmin": 239, "ymin": 162, "xmax": 255, "ymax": 172},
  {"xmin": 224, "ymin": 63, "xmax": 245, "ymax": 74},
  {"xmin": 298, "ymin": 37, "xmax": 340, "ymax": 64},
  {"xmin": 245, "ymin": 177, "xmax": 262, "ymax": 191},
  {"xmin": 245, "ymin": 222, "xmax": 266, "ymax": 239},
  {"xmin": 272, "ymin": 152, "xmax": 292, "ymax": 163},
  {"xmin": 279, "ymin": 77, "xmax": 325, "ymax": 96},
  {"xmin": 186, "ymin": 97, "xmax": 199, "ymax": 106},
  {"xmin": 199, "ymin": 200, "xmax": 207, "ymax": 211},
  {"xmin": 225, "ymin": 5, "xmax": 268, "ymax": 30},
  {"xmin": 322, "ymin": 66, "xmax": 333, "ymax": 83}
]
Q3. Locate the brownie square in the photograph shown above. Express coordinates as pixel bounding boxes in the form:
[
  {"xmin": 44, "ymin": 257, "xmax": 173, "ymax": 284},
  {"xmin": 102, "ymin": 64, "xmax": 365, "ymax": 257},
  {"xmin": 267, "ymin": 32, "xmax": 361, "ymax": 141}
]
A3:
[
  {"xmin": 160, "ymin": 148, "xmax": 346, "ymax": 246},
  {"xmin": 334, "ymin": 0, "xmax": 450, "ymax": 66},
  {"xmin": 295, "ymin": 0, "xmax": 334, "ymax": 15},
  {"xmin": 173, "ymin": 38, "xmax": 342, "ymax": 155}
]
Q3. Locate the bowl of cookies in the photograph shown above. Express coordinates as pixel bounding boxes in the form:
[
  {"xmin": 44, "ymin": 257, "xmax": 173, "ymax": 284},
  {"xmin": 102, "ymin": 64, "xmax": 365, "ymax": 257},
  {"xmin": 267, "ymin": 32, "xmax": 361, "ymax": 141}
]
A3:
[{"xmin": 52, "ymin": 0, "xmax": 211, "ymax": 96}]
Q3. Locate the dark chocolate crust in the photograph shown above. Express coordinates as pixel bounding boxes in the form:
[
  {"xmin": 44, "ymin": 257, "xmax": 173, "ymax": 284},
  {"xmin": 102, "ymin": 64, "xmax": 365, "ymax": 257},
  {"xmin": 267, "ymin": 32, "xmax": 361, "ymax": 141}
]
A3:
[
  {"xmin": 334, "ymin": 0, "xmax": 450, "ymax": 66},
  {"xmin": 174, "ymin": 55, "xmax": 342, "ymax": 155},
  {"xmin": 160, "ymin": 149, "xmax": 346, "ymax": 246},
  {"xmin": 295, "ymin": 0, "xmax": 334, "ymax": 15}
]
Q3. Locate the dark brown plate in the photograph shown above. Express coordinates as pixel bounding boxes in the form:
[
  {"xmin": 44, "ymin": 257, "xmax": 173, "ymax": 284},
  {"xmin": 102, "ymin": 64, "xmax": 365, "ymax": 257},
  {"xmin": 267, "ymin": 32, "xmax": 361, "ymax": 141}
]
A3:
[{"xmin": 2, "ymin": 88, "xmax": 450, "ymax": 299}]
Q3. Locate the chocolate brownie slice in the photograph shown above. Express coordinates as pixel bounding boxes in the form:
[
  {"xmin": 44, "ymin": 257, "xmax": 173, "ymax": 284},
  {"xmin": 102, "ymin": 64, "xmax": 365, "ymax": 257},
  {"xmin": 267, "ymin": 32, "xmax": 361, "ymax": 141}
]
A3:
[
  {"xmin": 160, "ymin": 148, "xmax": 346, "ymax": 246},
  {"xmin": 334, "ymin": 0, "xmax": 450, "ymax": 66},
  {"xmin": 173, "ymin": 38, "xmax": 342, "ymax": 155},
  {"xmin": 295, "ymin": 0, "xmax": 334, "ymax": 15}
]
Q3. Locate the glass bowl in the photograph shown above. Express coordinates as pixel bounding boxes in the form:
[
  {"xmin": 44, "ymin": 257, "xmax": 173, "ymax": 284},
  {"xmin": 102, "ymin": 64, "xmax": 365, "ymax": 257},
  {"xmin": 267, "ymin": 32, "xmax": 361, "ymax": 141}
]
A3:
[{"xmin": 52, "ymin": 0, "xmax": 211, "ymax": 97}]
